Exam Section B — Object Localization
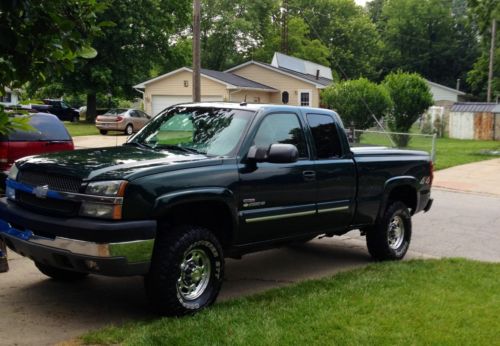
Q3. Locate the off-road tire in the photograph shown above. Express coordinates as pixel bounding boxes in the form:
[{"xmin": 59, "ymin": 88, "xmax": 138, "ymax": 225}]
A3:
[
  {"xmin": 35, "ymin": 262, "xmax": 89, "ymax": 281},
  {"xmin": 99, "ymin": 129, "xmax": 108, "ymax": 135},
  {"xmin": 145, "ymin": 225, "xmax": 224, "ymax": 316},
  {"xmin": 366, "ymin": 201, "xmax": 412, "ymax": 261},
  {"xmin": 125, "ymin": 124, "xmax": 133, "ymax": 135}
]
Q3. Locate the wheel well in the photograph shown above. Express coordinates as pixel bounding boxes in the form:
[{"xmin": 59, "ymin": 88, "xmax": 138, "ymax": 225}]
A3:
[
  {"xmin": 159, "ymin": 201, "xmax": 234, "ymax": 248},
  {"xmin": 387, "ymin": 185, "xmax": 417, "ymax": 213}
]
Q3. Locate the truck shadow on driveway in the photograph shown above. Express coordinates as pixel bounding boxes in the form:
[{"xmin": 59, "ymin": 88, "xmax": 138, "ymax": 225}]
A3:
[{"xmin": 0, "ymin": 237, "xmax": 372, "ymax": 345}]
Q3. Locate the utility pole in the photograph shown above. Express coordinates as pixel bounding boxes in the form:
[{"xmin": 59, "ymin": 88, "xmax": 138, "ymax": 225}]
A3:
[
  {"xmin": 192, "ymin": 0, "xmax": 201, "ymax": 102},
  {"xmin": 281, "ymin": 0, "xmax": 289, "ymax": 55},
  {"xmin": 487, "ymin": 18, "xmax": 496, "ymax": 103}
]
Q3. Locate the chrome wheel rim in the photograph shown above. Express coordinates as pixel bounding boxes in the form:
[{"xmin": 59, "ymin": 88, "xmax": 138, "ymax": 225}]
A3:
[
  {"xmin": 388, "ymin": 215, "xmax": 405, "ymax": 249},
  {"xmin": 177, "ymin": 248, "xmax": 211, "ymax": 301},
  {"xmin": 126, "ymin": 125, "xmax": 133, "ymax": 135}
]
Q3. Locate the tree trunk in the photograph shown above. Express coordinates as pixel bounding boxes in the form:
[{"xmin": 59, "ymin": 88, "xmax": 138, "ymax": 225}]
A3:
[{"xmin": 86, "ymin": 93, "xmax": 97, "ymax": 122}]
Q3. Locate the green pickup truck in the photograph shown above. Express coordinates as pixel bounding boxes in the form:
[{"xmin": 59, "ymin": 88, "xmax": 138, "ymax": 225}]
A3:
[{"xmin": 0, "ymin": 103, "xmax": 433, "ymax": 315}]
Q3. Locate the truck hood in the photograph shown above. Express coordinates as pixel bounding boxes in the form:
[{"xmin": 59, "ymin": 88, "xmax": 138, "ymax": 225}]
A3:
[{"xmin": 15, "ymin": 145, "xmax": 221, "ymax": 181}]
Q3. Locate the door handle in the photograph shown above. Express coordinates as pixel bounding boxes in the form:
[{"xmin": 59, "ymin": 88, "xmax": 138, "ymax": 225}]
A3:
[{"xmin": 302, "ymin": 170, "xmax": 316, "ymax": 181}]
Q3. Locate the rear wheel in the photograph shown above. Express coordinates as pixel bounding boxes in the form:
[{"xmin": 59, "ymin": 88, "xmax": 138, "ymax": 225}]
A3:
[
  {"xmin": 35, "ymin": 262, "xmax": 89, "ymax": 281},
  {"xmin": 99, "ymin": 129, "xmax": 108, "ymax": 135},
  {"xmin": 125, "ymin": 124, "xmax": 133, "ymax": 135},
  {"xmin": 71, "ymin": 115, "xmax": 79, "ymax": 123},
  {"xmin": 145, "ymin": 225, "xmax": 224, "ymax": 316},
  {"xmin": 366, "ymin": 201, "xmax": 412, "ymax": 261}
]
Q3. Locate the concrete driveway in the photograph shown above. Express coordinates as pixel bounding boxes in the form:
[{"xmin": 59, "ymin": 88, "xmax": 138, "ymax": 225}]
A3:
[
  {"xmin": 1, "ymin": 154, "xmax": 499, "ymax": 345},
  {"xmin": 73, "ymin": 134, "xmax": 127, "ymax": 149}
]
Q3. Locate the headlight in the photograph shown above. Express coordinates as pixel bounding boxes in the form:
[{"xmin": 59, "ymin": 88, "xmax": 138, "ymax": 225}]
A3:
[
  {"xmin": 85, "ymin": 180, "xmax": 127, "ymax": 196},
  {"xmin": 80, "ymin": 202, "xmax": 122, "ymax": 219},
  {"xmin": 8, "ymin": 164, "xmax": 19, "ymax": 181},
  {"xmin": 80, "ymin": 180, "xmax": 127, "ymax": 219}
]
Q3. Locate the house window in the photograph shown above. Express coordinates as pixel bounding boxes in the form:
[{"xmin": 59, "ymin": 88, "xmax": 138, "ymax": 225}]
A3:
[
  {"xmin": 2, "ymin": 92, "xmax": 11, "ymax": 103},
  {"xmin": 299, "ymin": 90, "xmax": 312, "ymax": 107},
  {"xmin": 281, "ymin": 91, "xmax": 289, "ymax": 104}
]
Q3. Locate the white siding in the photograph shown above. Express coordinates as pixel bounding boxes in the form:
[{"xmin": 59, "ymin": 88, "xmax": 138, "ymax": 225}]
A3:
[
  {"xmin": 151, "ymin": 95, "xmax": 223, "ymax": 115},
  {"xmin": 429, "ymin": 84, "xmax": 460, "ymax": 102},
  {"xmin": 449, "ymin": 112, "xmax": 474, "ymax": 139}
]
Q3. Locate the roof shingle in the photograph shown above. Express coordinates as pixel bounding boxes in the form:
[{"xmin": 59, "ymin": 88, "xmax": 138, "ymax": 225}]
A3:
[
  {"xmin": 200, "ymin": 69, "xmax": 277, "ymax": 91},
  {"xmin": 451, "ymin": 102, "xmax": 500, "ymax": 113}
]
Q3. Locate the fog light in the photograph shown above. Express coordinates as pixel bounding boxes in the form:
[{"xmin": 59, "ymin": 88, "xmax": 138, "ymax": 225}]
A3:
[
  {"xmin": 85, "ymin": 260, "xmax": 99, "ymax": 270},
  {"xmin": 6, "ymin": 186, "xmax": 15, "ymax": 200}
]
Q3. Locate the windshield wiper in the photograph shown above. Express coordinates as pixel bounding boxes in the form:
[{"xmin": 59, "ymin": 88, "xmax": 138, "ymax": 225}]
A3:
[
  {"xmin": 153, "ymin": 144, "xmax": 203, "ymax": 154},
  {"xmin": 124, "ymin": 142, "xmax": 154, "ymax": 149}
]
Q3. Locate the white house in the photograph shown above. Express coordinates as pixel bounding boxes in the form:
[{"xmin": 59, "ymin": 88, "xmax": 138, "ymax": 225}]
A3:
[
  {"xmin": 426, "ymin": 80, "xmax": 465, "ymax": 104},
  {"xmin": 1, "ymin": 87, "xmax": 20, "ymax": 106}
]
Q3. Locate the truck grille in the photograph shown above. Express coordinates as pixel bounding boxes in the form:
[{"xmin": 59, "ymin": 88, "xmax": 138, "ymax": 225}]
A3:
[
  {"xmin": 16, "ymin": 191, "xmax": 80, "ymax": 217},
  {"xmin": 18, "ymin": 171, "xmax": 82, "ymax": 193}
]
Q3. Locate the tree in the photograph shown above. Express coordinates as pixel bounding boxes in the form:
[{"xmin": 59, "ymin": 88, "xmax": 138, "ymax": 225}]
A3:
[
  {"xmin": 0, "ymin": 0, "xmax": 105, "ymax": 133},
  {"xmin": 60, "ymin": 0, "xmax": 191, "ymax": 121},
  {"xmin": 288, "ymin": 0, "xmax": 383, "ymax": 80},
  {"xmin": 366, "ymin": 0, "xmax": 386, "ymax": 27},
  {"xmin": 200, "ymin": 0, "xmax": 278, "ymax": 70},
  {"xmin": 376, "ymin": 0, "xmax": 479, "ymax": 89},
  {"xmin": 252, "ymin": 17, "xmax": 330, "ymax": 66},
  {"xmin": 466, "ymin": 0, "xmax": 499, "ymax": 100},
  {"xmin": 321, "ymin": 78, "xmax": 392, "ymax": 130},
  {"xmin": 383, "ymin": 71, "xmax": 433, "ymax": 147}
]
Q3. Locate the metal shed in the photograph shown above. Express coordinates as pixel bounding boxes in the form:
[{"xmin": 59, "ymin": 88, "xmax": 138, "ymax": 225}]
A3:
[{"xmin": 449, "ymin": 103, "xmax": 500, "ymax": 140}]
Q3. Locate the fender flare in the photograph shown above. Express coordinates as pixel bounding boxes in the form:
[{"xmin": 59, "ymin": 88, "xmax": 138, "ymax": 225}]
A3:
[
  {"xmin": 153, "ymin": 187, "xmax": 238, "ymax": 227},
  {"xmin": 377, "ymin": 176, "xmax": 420, "ymax": 219}
]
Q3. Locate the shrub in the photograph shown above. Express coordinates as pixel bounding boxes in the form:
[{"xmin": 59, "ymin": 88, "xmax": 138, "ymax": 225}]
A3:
[
  {"xmin": 322, "ymin": 78, "xmax": 393, "ymax": 130},
  {"xmin": 383, "ymin": 71, "xmax": 433, "ymax": 147}
]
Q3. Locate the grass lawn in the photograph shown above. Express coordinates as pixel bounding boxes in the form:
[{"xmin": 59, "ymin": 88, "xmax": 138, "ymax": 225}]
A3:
[
  {"xmin": 430, "ymin": 137, "xmax": 500, "ymax": 170},
  {"xmin": 82, "ymin": 259, "xmax": 500, "ymax": 346},
  {"xmin": 356, "ymin": 132, "xmax": 500, "ymax": 170},
  {"xmin": 63, "ymin": 121, "xmax": 99, "ymax": 136}
]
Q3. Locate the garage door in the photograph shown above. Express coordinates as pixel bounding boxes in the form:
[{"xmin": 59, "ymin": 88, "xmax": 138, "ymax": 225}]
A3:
[{"xmin": 152, "ymin": 95, "xmax": 224, "ymax": 115}]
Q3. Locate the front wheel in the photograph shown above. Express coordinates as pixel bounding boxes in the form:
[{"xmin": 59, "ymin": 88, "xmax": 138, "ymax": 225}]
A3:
[
  {"xmin": 145, "ymin": 225, "xmax": 224, "ymax": 316},
  {"xmin": 366, "ymin": 201, "xmax": 412, "ymax": 261},
  {"xmin": 35, "ymin": 262, "xmax": 89, "ymax": 281}
]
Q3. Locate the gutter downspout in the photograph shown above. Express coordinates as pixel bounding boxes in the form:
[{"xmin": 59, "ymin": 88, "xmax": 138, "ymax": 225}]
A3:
[{"xmin": 228, "ymin": 88, "xmax": 242, "ymax": 102}]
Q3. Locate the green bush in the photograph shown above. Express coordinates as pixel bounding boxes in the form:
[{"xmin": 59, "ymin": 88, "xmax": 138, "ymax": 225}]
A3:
[
  {"xmin": 322, "ymin": 78, "xmax": 393, "ymax": 130},
  {"xmin": 383, "ymin": 71, "xmax": 433, "ymax": 147}
]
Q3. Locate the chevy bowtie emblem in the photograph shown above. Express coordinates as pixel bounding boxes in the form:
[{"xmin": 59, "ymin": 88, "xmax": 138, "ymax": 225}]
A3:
[{"xmin": 33, "ymin": 185, "xmax": 49, "ymax": 199}]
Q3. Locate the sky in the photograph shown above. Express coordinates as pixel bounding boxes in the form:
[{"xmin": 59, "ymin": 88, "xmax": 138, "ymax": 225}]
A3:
[{"xmin": 354, "ymin": 0, "xmax": 368, "ymax": 6}]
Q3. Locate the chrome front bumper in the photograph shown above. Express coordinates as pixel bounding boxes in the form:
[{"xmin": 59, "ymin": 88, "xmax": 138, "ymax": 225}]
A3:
[{"xmin": 0, "ymin": 220, "xmax": 154, "ymax": 276}]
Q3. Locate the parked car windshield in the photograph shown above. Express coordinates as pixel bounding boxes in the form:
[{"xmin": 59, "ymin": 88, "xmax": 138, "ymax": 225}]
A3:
[
  {"xmin": 103, "ymin": 108, "xmax": 128, "ymax": 116},
  {"xmin": 0, "ymin": 114, "xmax": 71, "ymax": 141},
  {"xmin": 130, "ymin": 107, "xmax": 254, "ymax": 156}
]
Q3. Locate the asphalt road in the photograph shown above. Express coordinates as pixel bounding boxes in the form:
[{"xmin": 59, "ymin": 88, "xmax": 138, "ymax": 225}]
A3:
[{"xmin": 1, "ymin": 188, "xmax": 499, "ymax": 345}]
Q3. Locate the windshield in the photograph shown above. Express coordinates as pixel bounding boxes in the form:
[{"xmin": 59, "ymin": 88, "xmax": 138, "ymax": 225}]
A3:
[
  {"xmin": 130, "ymin": 107, "xmax": 254, "ymax": 156},
  {"xmin": 104, "ymin": 108, "xmax": 127, "ymax": 116}
]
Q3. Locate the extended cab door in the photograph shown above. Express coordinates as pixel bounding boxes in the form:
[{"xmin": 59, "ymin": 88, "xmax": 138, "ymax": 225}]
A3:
[
  {"xmin": 306, "ymin": 113, "xmax": 356, "ymax": 232},
  {"xmin": 237, "ymin": 111, "xmax": 317, "ymax": 244}
]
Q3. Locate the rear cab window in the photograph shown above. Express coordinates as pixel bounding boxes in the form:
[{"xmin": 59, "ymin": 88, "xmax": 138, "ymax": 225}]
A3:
[{"xmin": 306, "ymin": 113, "xmax": 343, "ymax": 159}]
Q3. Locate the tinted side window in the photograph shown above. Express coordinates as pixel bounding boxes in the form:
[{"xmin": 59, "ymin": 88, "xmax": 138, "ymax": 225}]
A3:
[
  {"xmin": 253, "ymin": 113, "xmax": 307, "ymax": 158},
  {"xmin": 307, "ymin": 113, "xmax": 342, "ymax": 159},
  {"xmin": 7, "ymin": 115, "xmax": 71, "ymax": 141}
]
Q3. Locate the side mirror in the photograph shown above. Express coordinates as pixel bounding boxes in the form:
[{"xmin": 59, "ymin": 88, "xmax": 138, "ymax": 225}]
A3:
[{"xmin": 247, "ymin": 144, "xmax": 298, "ymax": 164}]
